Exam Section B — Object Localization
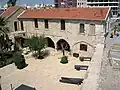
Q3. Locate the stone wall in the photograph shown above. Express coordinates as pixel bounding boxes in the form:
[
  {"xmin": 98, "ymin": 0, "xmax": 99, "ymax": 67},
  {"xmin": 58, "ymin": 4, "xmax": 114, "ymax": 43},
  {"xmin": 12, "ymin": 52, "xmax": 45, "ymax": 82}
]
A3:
[
  {"xmin": 81, "ymin": 44, "xmax": 104, "ymax": 90},
  {"xmin": 19, "ymin": 19, "xmax": 106, "ymax": 56},
  {"xmin": 7, "ymin": 8, "xmax": 24, "ymax": 32}
]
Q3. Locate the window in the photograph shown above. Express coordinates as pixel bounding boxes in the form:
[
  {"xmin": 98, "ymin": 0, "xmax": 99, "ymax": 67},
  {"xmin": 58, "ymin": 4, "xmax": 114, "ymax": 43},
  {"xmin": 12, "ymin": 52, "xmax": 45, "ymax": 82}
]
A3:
[
  {"xmin": 80, "ymin": 24, "xmax": 85, "ymax": 33},
  {"xmin": 14, "ymin": 21, "xmax": 18, "ymax": 31},
  {"xmin": 20, "ymin": 21, "xmax": 24, "ymax": 31},
  {"xmin": 45, "ymin": 20, "xmax": 48, "ymax": 29},
  {"xmin": 34, "ymin": 19, "xmax": 38, "ymax": 28},
  {"xmin": 89, "ymin": 24, "xmax": 95, "ymax": 35},
  {"xmin": 61, "ymin": 20, "xmax": 65, "ymax": 30},
  {"xmin": 80, "ymin": 44, "xmax": 87, "ymax": 51}
]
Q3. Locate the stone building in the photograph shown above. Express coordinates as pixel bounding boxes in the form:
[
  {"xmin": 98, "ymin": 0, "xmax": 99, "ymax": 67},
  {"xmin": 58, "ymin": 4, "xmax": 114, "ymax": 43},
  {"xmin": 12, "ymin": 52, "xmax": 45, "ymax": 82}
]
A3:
[
  {"xmin": 17, "ymin": 8, "xmax": 111, "ymax": 56},
  {"xmin": 54, "ymin": 0, "xmax": 118, "ymax": 17},
  {"xmin": 0, "ymin": 6, "xmax": 25, "ymax": 33},
  {"xmin": 77, "ymin": 0, "xmax": 119, "ymax": 17},
  {"xmin": 54, "ymin": 0, "xmax": 77, "ymax": 8},
  {"xmin": 0, "ymin": 6, "xmax": 25, "ymax": 49}
]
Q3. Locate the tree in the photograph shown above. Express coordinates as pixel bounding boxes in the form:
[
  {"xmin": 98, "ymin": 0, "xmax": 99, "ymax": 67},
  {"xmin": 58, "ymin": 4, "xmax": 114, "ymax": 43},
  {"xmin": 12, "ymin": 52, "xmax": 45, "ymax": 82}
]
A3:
[
  {"xmin": 25, "ymin": 35, "xmax": 47, "ymax": 59},
  {"xmin": 61, "ymin": 42, "xmax": 68, "ymax": 56},
  {"xmin": 60, "ymin": 42, "xmax": 69, "ymax": 64},
  {"xmin": 0, "ymin": 16, "xmax": 10, "ymax": 61},
  {"xmin": 0, "ymin": 17, "xmax": 9, "ymax": 36},
  {"xmin": 112, "ymin": 25, "xmax": 120, "ymax": 32},
  {"xmin": 7, "ymin": 0, "xmax": 17, "ymax": 7},
  {"xmin": 13, "ymin": 52, "xmax": 26, "ymax": 69}
]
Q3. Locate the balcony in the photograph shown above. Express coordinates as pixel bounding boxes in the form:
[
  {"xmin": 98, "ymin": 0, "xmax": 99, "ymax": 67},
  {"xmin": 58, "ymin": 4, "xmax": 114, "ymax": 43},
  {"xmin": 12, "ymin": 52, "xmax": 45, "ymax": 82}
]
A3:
[{"xmin": 11, "ymin": 31, "xmax": 26, "ymax": 38}]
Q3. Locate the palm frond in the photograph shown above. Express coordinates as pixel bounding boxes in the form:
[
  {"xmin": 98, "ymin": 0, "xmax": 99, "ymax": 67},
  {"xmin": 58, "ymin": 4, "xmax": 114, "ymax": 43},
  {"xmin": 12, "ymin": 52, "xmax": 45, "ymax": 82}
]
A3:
[
  {"xmin": 112, "ymin": 25, "xmax": 120, "ymax": 32},
  {"xmin": 0, "ymin": 16, "xmax": 9, "ymax": 36},
  {"xmin": 0, "ymin": 17, "xmax": 7, "ymax": 26}
]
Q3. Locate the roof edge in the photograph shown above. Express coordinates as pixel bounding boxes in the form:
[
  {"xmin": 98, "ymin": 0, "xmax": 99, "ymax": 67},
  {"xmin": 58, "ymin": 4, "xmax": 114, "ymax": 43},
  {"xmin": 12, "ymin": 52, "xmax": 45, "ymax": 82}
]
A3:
[
  {"xmin": 105, "ymin": 7, "xmax": 111, "ymax": 21},
  {"xmin": 0, "ymin": 6, "xmax": 24, "ymax": 19},
  {"xmin": 17, "ymin": 7, "xmax": 109, "ymax": 22},
  {"xmin": 18, "ymin": 17, "xmax": 105, "ymax": 22},
  {"xmin": 6, "ymin": 7, "xmax": 24, "ymax": 19},
  {"xmin": 17, "ymin": 10, "xmax": 26, "ymax": 19},
  {"xmin": 0, "ymin": 9, "xmax": 6, "ymax": 17}
]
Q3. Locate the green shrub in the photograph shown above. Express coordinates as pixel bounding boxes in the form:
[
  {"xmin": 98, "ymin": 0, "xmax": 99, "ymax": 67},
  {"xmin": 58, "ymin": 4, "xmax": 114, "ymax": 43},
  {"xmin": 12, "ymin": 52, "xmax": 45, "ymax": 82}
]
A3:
[
  {"xmin": 13, "ymin": 52, "xmax": 26, "ymax": 69},
  {"xmin": 0, "ymin": 58, "xmax": 14, "ymax": 68},
  {"xmin": 0, "ymin": 61, "xmax": 6, "ymax": 68},
  {"xmin": 0, "ymin": 52, "xmax": 13, "ymax": 68},
  {"xmin": 5, "ymin": 58, "xmax": 14, "ymax": 65},
  {"xmin": 60, "ymin": 56, "xmax": 68, "ymax": 64}
]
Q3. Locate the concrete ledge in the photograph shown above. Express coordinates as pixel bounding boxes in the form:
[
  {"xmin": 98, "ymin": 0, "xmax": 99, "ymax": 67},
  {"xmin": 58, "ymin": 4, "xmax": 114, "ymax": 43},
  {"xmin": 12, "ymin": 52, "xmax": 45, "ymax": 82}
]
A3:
[{"xmin": 81, "ymin": 44, "xmax": 104, "ymax": 90}]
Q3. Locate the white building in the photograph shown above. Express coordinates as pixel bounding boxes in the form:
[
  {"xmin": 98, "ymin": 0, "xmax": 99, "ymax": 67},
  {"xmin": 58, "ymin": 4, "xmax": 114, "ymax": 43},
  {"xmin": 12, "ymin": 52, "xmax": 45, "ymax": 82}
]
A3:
[
  {"xmin": 77, "ymin": 0, "xmax": 87, "ymax": 8},
  {"xmin": 77, "ymin": 0, "xmax": 119, "ymax": 17},
  {"xmin": 17, "ymin": 8, "xmax": 110, "ymax": 56}
]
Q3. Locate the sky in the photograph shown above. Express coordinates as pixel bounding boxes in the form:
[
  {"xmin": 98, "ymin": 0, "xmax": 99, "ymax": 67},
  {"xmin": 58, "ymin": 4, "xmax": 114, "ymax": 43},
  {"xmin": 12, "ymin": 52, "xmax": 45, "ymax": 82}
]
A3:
[{"xmin": 0, "ymin": 0, "xmax": 54, "ymax": 5}]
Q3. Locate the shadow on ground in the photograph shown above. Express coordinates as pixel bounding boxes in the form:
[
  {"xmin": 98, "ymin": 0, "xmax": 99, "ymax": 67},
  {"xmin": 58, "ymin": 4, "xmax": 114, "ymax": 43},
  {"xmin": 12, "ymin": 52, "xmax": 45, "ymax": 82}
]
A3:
[{"xmin": 31, "ymin": 50, "xmax": 50, "ymax": 59}]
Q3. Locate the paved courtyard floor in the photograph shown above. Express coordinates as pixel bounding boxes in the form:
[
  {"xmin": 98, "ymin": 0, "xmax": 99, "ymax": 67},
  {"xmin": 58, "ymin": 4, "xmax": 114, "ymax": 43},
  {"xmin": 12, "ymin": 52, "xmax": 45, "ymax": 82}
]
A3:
[{"xmin": 0, "ymin": 49, "xmax": 90, "ymax": 90}]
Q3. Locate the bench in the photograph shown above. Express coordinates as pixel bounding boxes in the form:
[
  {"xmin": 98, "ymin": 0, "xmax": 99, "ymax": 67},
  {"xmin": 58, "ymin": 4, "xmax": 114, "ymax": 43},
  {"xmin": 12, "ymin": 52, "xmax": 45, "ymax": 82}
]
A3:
[
  {"xmin": 74, "ymin": 65, "xmax": 88, "ymax": 70},
  {"xmin": 73, "ymin": 53, "xmax": 79, "ymax": 58},
  {"xmin": 59, "ymin": 77, "xmax": 84, "ymax": 85},
  {"xmin": 79, "ymin": 57, "xmax": 91, "ymax": 61}
]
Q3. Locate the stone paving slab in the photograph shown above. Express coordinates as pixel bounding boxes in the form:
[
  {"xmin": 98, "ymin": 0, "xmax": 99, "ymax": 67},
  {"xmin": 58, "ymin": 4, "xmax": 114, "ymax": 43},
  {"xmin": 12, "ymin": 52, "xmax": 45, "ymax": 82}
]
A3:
[{"xmin": 0, "ymin": 51, "xmax": 90, "ymax": 90}]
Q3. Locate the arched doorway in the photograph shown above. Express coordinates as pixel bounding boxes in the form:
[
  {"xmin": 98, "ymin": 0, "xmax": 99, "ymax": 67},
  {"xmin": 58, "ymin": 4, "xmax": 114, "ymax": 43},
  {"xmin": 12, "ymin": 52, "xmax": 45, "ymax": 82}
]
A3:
[
  {"xmin": 45, "ymin": 37, "xmax": 55, "ymax": 48},
  {"xmin": 56, "ymin": 39, "xmax": 70, "ymax": 51},
  {"xmin": 72, "ymin": 41, "xmax": 95, "ymax": 51}
]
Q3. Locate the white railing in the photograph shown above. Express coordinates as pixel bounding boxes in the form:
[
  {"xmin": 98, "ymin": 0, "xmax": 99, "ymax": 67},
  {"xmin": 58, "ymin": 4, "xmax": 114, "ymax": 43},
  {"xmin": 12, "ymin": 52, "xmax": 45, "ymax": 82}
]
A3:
[
  {"xmin": 11, "ymin": 31, "xmax": 26, "ymax": 34},
  {"xmin": 10, "ymin": 31, "xmax": 26, "ymax": 37}
]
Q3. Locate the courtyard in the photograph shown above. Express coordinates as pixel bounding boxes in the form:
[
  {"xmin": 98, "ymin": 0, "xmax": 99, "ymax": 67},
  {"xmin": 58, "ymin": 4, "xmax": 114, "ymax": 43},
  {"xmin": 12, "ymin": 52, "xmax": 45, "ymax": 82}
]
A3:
[{"xmin": 0, "ymin": 48, "xmax": 90, "ymax": 90}]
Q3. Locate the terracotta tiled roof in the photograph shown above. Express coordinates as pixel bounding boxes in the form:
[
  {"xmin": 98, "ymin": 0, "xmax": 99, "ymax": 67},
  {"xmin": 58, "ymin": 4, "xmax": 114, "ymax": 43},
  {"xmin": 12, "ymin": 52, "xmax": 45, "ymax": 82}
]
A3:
[
  {"xmin": 18, "ymin": 8, "xmax": 110, "ymax": 21},
  {"xmin": 1, "ymin": 6, "xmax": 24, "ymax": 18}
]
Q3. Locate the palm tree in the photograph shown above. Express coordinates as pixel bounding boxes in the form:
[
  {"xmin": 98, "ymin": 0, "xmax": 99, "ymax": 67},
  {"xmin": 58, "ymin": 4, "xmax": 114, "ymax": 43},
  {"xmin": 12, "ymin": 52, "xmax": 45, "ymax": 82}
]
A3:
[
  {"xmin": 25, "ymin": 35, "xmax": 47, "ymax": 59},
  {"xmin": 7, "ymin": 0, "xmax": 17, "ymax": 7},
  {"xmin": 0, "ymin": 16, "xmax": 10, "ymax": 61},
  {"xmin": 0, "ymin": 17, "xmax": 9, "ymax": 36},
  {"xmin": 112, "ymin": 25, "xmax": 120, "ymax": 33}
]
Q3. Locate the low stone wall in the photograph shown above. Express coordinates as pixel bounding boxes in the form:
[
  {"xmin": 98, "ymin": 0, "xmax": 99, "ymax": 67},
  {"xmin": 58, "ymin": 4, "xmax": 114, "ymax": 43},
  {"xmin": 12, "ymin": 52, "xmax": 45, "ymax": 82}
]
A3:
[{"xmin": 81, "ymin": 44, "xmax": 104, "ymax": 90}]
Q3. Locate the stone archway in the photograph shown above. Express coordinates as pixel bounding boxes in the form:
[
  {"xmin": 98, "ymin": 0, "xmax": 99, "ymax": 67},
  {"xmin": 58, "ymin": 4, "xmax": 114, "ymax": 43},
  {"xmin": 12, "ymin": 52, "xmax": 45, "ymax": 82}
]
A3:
[
  {"xmin": 72, "ymin": 41, "xmax": 95, "ymax": 51},
  {"xmin": 45, "ymin": 37, "xmax": 55, "ymax": 48},
  {"xmin": 56, "ymin": 39, "xmax": 70, "ymax": 51},
  {"xmin": 72, "ymin": 41, "xmax": 95, "ymax": 57}
]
